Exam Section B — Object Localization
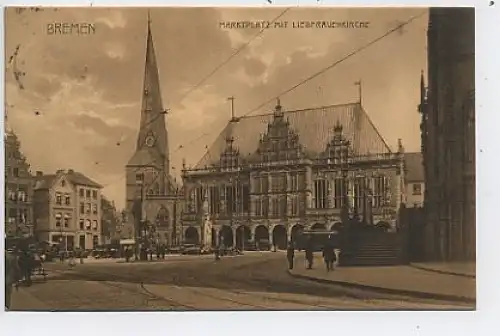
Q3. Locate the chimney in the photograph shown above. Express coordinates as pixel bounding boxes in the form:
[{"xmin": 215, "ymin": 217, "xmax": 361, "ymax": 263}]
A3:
[{"xmin": 36, "ymin": 171, "xmax": 43, "ymax": 177}]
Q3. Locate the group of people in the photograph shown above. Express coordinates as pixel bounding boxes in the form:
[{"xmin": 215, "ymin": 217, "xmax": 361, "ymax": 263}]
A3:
[
  {"xmin": 5, "ymin": 247, "xmax": 45, "ymax": 310},
  {"xmin": 123, "ymin": 244, "xmax": 168, "ymax": 262},
  {"xmin": 286, "ymin": 238, "xmax": 338, "ymax": 272}
]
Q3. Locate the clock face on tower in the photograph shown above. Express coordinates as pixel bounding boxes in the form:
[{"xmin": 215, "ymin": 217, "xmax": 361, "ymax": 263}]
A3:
[{"xmin": 145, "ymin": 135, "xmax": 156, "ymax": 147}]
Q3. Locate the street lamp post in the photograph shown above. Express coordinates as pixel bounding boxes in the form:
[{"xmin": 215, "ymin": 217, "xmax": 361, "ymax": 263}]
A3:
[
  {"xmin": 172, "ymin": 186, "xmax": 179, "ymax": 247},
  {"xmin": 134, "ymin": 173, "xmax": 145, "ymax": 260}
]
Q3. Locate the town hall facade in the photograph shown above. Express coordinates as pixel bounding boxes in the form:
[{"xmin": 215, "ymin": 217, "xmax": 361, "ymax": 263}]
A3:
[
  {"xmin": 125, "ymin": 17, "xmax": 408, "ymax": 250},
  {"xmin": 181, "ymin": 100, "xmax": 407, "ymax": 249}
]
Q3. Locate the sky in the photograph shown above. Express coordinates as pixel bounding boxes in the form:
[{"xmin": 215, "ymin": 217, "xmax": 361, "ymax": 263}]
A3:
[{"xmin": 4, "ymin": 7, "xmax": 428, "ymax": 210}]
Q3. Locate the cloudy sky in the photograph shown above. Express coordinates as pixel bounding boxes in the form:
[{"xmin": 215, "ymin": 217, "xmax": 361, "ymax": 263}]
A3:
[{"xmin": 4, "ymin": 7, "xmax": 428, "ymax": 210}]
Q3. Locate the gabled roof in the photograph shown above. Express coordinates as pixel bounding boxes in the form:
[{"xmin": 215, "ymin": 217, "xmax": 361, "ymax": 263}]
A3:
[
  {"xmin": 195, "ymin": 102, "xmax": 392, "ymax": 168},
  {"xmin": 33, "ymin": 174, "xmax": 57, "ymax": 190},
  {"xmin": 404, "ymin": 152, "xmax": 424, "ymax": 182},
  {"xmin": 67, "ymin": 171, "xmax": 102, "ymax": 188},
  {"xmin": 33, "ymin": 170, "xmax": 102, "ymax": 190}
]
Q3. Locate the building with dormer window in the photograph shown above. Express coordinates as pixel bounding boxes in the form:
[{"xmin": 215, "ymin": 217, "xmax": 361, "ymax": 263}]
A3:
[{"xmin": 181, "ymin": 99, "xmax": 406, "ymax": 250}]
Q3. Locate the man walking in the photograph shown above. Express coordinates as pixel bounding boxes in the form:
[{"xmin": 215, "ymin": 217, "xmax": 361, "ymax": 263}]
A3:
[
  {"xmin": 322, "ymin": 241, "xmax": 335, "ymax": 272},
  {"xmin": 305, "ymin": 239, "xmax": 314, "ymax": 269},
  {"xmin": 18, "ymin": 249, "xmax": 33, "ymax": 286},
  {"xmin": 5, "ymin": 248, "xmax": 21, "ymax": 310},
  {"xmin": 286, "ymin": 241, "xmax": 295, "ymax": 270}
]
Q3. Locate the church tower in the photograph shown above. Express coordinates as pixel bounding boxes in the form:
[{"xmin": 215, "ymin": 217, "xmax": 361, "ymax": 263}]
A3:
[{"xmin": 125, "ymin": 15, "xmax": 171, "ymax": 212}]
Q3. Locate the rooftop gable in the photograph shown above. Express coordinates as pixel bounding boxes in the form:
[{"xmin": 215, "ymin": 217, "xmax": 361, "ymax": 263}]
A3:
[
  {"xmin": 195, "ymin": 102, "xmax": 392, "ymax": 169},
  {"xmin": 33, "ymin": 170, "xmax": 102, "ymax": 190}
]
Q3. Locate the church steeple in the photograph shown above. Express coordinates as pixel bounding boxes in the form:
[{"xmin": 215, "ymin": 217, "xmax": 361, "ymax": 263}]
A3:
[{"xmin": 135, "ymin": 13, "xmax": 170, "ymax": 174}]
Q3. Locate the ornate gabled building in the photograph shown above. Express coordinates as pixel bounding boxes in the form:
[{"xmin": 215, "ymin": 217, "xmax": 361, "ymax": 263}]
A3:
[
  {"xmin": 4, "ymin": 126, "xmax": 34, "ymax": 238},
  {"xmin": 181, "ymin": 99, "xmax": 406, "ymax": 249},
  {"xmin": 419, "ymin": 7, "xmax": 475, "ymax": 261},
  {"xmin": 124, "ymin": 17, "xmax": 183, "ymax": 247}
]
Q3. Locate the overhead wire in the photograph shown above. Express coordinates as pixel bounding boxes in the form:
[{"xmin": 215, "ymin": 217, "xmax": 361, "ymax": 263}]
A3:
[
  {"xmin": 100, "ymin": 8, "xmax": 293, "ymax": 192},
  {"xmin": 116, "ymin": 7, "xmax": 292, "ymax": 150},
  {"xmin": 103, "ymin": 10, "xmax": 427, "ymax": 193},
  {"xmin": 240, "ymin": 10, "xmax": 427, "ymax": 118},
  {"xmin": 173, "ymin": 7, "xmax": 292, "ymax": 106},
  {"xmin": 160, "ymin": 10, "xmax": 427, "ymax": 162}
]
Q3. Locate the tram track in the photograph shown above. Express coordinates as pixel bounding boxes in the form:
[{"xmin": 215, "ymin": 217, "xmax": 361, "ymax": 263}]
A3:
[
  {"xmin": 46, "ymin": 256, "xmax": 377, "ymax": 310},
  {"xmin": 37, "ymin": 257, "xmax": 468, "ymax": 310},
  {"xmin": 49, "ymin": 268, "xmax": 199, "ymax": 310},
  {"xmin": 60, "ymin": 264, "xmax": 342, "ymax": 310},
  {"xmin": 49, "ymin": 264, "xmax": 317, "ymax": 310}
]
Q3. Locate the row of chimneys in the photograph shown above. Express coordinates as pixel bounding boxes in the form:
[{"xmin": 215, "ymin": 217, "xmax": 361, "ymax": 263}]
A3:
[{"xmin": 35, "ymin": 169, "xmax": 75, "ymax": 177}]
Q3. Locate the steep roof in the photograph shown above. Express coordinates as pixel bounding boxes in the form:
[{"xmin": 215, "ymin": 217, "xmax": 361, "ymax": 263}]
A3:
[
  {"xmin": 33, "ymin": 174, "xmax": 57, "ymax": 190},
  {"xmin": 404, "ymin": 152, "xmax": 424, "ymax": 182},
  {"xmin": 67, "ymin": 171, "xmax": 102, "ymax": 188},
  {"xmin": 33, "ymin": 170, "xmax": 102, "ymax": 190},
  {"xmin": 195, "ymin": 102, "xmax": 392, "ymax": 168}
]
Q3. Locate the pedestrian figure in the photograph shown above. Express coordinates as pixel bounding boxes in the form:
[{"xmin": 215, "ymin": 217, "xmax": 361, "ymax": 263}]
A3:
[
  {"xmin": 305, "ymin": 239, "xmax": 314, "ymax": 270},
  {"xmin": 5, "ymin": 248, "xmax": 21, "ymax": 310},
  {"xmin": 69, "ymin": 253, "xmax": 76, "ymax": 268},
  {"xmin": 18, "ymin": 250, "xmax": 33, "ymax": 286},
  {"xmin": 214, "ymin": 245, "xmax": 221, "ymax": 261},
  {"xmin": 77, "ymin": 249, "xmax": 84, "ymax": 264},
  {"xmin": 156, "ymin": 246, "xmax": 161, "ymax": 260},
  {"xmin": 160, "ymin": 245, "xmax": 166, "ymax": 259},
  {"xmin": 286, "ymin": 241, "xmax": 295, "ymax": 270},
  {"xmin": 322, "ymin": 242, "xmax": 335, "ymax": 272},
  {"xmin": 125, "ymin": 247, "xmax": 130, "ymax": 262}
]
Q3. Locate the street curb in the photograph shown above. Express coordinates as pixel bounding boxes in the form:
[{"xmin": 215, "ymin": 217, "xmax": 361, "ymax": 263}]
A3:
[
  {"xmin": 409, "ymin": 264, "xmax": 476, "ymax": 279},
  {"xmin": 286, "ymin": 270, "xmax": 475, "ymax": 304}
]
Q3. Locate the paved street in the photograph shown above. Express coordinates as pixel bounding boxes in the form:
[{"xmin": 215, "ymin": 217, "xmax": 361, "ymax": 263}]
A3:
[{"xmin": 11, "ymin": 252, "xmax": 473, "ymax": 311}]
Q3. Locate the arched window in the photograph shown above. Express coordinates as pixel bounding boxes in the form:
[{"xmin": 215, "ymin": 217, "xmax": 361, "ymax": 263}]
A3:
[{"xmin": 156, "ymin": 206, "xmax": 169, "ymax": 227}]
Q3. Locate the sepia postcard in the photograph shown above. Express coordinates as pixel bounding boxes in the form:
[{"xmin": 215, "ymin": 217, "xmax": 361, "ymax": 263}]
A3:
[{"xmin": 4, "ymin": 6, "xmax": 475, "ymax": 312}]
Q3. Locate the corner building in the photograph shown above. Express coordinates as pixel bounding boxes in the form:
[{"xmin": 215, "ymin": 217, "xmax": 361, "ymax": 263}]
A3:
[
  {"xmin": 181, "ymin": 100, "xmax": 407, "ymax": 249},
  {"xmin": 419, "ymin": 8, "xmax": 475, "ymax": 261},
  {"xmin": 33, "ymin": 169, "xmax": 103, "ymax": 249}
]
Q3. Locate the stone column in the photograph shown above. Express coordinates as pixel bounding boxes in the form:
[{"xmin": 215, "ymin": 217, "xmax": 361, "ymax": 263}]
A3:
[
  {"xmin": 286, "ymin": 173, "xmax": 292, "ymax": 216},
  {"xmin": 268, "ymin": 226, "xmax": 274, "ymax": 248},
  {"xmin": 305, "ymin": 167, "xmax": 313, "ymax": 208},
  {"xmin": 327, "ymin": 174, "xmax": 333, "ymax": 208},
  {"xmin": 250, "ymin": 225, "xmax": 256, "ymax": 243},
  {"xmin": 214, "ymin": 228, "xmax": 219, "ymax": 247},
  {"xmin": 232, "ymin": 227, "xmax": 237, "ymax": 248}
]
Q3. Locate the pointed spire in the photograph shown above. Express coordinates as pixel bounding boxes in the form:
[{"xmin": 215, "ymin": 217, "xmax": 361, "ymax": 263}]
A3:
[
  {"xmin": 225, "ymin": 135, "xmax": 234, "ymax": 152},
  {"xmin": 135, "ymin": 11, "xmax": 170, "ymax": 174},
  {"xmin": 202, "ymin": 187, "xmax": 209, "ymax": 214},
  {"xmin": 274, "ymin": 97, "xmax": 283, "ymax": 118},
  {"xmin": 334, "ymin": 120, "xmax": 343, "ymax": 134},
  {"xmin": 397, "ymin": 138, "xmax": 405, "ymax": 153}
]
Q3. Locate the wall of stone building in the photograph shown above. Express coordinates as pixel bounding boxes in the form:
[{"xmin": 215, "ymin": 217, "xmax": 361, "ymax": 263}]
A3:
[
  {"xmin": 424, "ymin": 7, "xmax": 475, "ymax": 261},
  {"xmin": 33, "ymin": 190, "xmax": 51, "ymax": 234},
  {"xmin": 124, "ymin": 166, "xmax": 161, "ymax": 211},
  {"xmin": 405, "ymin": 182, "xmax": 425, "ymax": 207},
  {"xmin": 142, "ymin": 197, "xmax": 184, "ymax": 245}
]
